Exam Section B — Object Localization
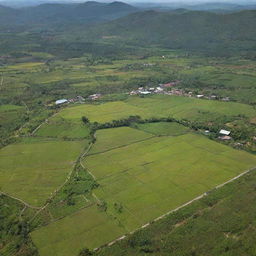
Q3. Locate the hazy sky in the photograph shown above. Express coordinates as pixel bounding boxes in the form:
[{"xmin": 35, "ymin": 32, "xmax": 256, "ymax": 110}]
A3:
[{"xmin": 1, "ymin": 0, "xmax": 256, "ymax": 5}]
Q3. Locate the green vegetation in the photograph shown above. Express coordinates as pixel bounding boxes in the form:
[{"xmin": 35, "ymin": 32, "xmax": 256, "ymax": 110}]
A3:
[
  {"xmin": 0, "ymin": 137, "xmax": 86, "ymax": 206},
  {"xmin": 36, "ymin": 117, "xmax": 90, "ymax": 139},
  {"xmin": 89, "ymin": 127, "xmax": 153, "ymax": 154},
  {"xmin": 135, "ymin": 122, "xmax": 190, "ymax": 136},
  {"xmin": 58, "ymin": 95, "xmax": 256, "ymax": 124},
  {"xmin": 30, "ymin": 127, "xmax": 256, "ymax": 256},
  {"xmin": 0, "ymin": 4, "xmax": 256, "ymax": 256},
  {"xmin": 0, "ymin": 195, "xmax": 38, "ymax": 256},
  {"xmin": 31, "ymin": 205, "xmax": 125, "ymax": 256},
  {"xmin": 95, "ymin": 169, "xmax": 256, "ymax": 256}
]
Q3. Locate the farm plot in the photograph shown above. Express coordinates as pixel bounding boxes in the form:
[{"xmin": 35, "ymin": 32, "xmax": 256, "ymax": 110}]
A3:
[
  {"xmin": 35, "ymin": 116, "xmax": 90, "ymax": 139},
  {"xmin": 57, "ymin": 95, "xmax": 256, "ymax": 124},
  {"xmin": 89, "ymin": 127, "xmax": 153, "ymax": 155},
  {"xmin": 0, "ymin": 138, "xmax": 86, "ymax": 207},
  {"xmin": 31, "ymin": 129, "xmax": 256, "ymax": 256},
  {"xmin": 31, "ymin": 205, "xmax": 126, "ymax": 256},
  {"xmin": 135, "ymin": 122, "xmax": 190, "ymax": 136},
  {"xmin": 85, "ymin": 132, "xmax": 256, "ymax": 231}
]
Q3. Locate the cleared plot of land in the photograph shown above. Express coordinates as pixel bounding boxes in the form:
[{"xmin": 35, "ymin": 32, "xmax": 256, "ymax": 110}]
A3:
[
  {"xmin": 57, "ymin": 95, "xmax": 256, "ymax": 124},
  {"xmin": 36, "ymin": 117, "xmax": 89, "ymax": 139},
  {"xmin": 0, "ymin": 138, "xmax": 86, "ymax": 206},
  {"xmin": 85, "ymin": 133, "xmax": 256, "ymax": 231},
  {"xmin": 31, "ymin": 205, "xmax": 125, "ymax": 256},
  {"xmin": 89, "ymin": 127, "xmax": 153, "ymax": 155},
  {"xmin": 135, "ymin": 122, "xmax": 190, "ymax": 136}
]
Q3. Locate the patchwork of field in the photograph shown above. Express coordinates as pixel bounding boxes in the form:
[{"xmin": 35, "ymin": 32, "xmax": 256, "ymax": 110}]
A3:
[
  {"xmin": 87, "ymin": 132, "xmax": 256, "ymax": 229},
  {"xmin": 31, "ymin": 127, "xmax": 256, "ymax": 256},
  {"xmin": 57, "ymin": 95, "xmax": 256, "ymax": 124},
  {"xmin": 0, "ymin": 138, "xmax": 86, "ymax": 206}
]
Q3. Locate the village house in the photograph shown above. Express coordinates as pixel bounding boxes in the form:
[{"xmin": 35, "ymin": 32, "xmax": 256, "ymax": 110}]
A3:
[
  {"xmin": 222, "ymin": 97, "xmax": 230, "ymax": 102},
  {"xmin": 88, "ymin": 94, "xmax": 102, "ymax": 100},
  {"xmin": 162, "ymin": 80, "xmax": 181, "ymax": 88},
  {"xmin": 55, "ymin": 99, "xmax": 68, "ymax": 105},
  {"xmin": 219, "ymin": 135, "xmax": 232, "ymax": 141},
  {"xmin": 219, "ymin": 129, "xmax": 231, "ymax": 136},
  {"xmin": 140, "ymin": 91, "xmax": 151, "ymax": 95}
]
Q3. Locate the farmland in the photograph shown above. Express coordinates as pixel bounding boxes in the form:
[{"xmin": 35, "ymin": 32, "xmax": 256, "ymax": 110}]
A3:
[
  {"xmin": 35, "ymin": 116, "xmax": 90, "ymax": 139},
  {"xmin": 0, "ymin": 137, "xmax": 87, "ymax": 206},
  {"xmin": 0, "ymin": 33, "xmax": 256, "ymax": 256},
  {"xmin": 57, "ymin": 95, "xmax": 256, "ymax": 124},
  {"xmin": 95, "ymin": 165, "xmax": 256, "ymax": 256},
  {"xmin": 30, "ymin": 126, "xmax": 256, "ymax": 256}
]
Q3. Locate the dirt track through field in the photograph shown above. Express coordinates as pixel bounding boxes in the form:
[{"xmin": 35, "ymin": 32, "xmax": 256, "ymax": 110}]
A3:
[{"xmin": 93, "ymin": 165, "xmax": 256, "ymax": 252}]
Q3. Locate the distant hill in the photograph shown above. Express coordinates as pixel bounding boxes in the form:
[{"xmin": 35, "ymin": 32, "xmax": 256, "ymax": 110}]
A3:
[
  {"xmin": 0, "ymin": 1, "xmax": 138, "ymax": 26},
  {"xmin": 87, "ymin": 9, "xmax": 256, "ymax": 55}
]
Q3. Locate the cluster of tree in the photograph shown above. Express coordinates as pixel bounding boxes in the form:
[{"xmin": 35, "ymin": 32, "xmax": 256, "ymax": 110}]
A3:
[
  {"xmin": 0, "ymin": 195, "xmax": 38, "ymax": 256},
  {"xmin": 63, "ymin": 164, "xmax": 99, "ymax": 206}
]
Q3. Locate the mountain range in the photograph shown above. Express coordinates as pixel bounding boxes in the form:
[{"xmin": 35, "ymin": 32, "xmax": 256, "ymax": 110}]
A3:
[{"xmin": 0, "ymin": 1, "xmax": 138, "ymax": 25}]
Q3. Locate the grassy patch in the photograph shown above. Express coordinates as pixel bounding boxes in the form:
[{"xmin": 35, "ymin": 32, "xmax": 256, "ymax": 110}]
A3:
[
  {"xmin": 135, "ymin": 122, "xmax": 190, "ymax": 136},
  {"xmin": 31, "ymin": 205, "xmax": 126, "ymax": 256},
  {"xmin": 36, "ymin": 117, "xmax": 90, "ymax": 139},
  {"xmin": 89, "ymin": 127, "xmax": 153, "ymax": 155},
  {"xmin": 0, "ymin": 137, "xmax": 87, "ymax": 207},
  {"xmin": 95, "ymin": 170, "xmax": 256, "ymax": 256},
  {"xmin": 58, "ymin": 95, "xmax": 256, "ymax": 124}
]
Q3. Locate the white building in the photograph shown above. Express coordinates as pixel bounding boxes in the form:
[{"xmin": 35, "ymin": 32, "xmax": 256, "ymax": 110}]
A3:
[
  {"xmin": 55, "ymin": 99, "xmax": 68, "ymax": 105},
  {"xmin": 219, "ymin": 129, "xmax": 231, "ymax": 136}
]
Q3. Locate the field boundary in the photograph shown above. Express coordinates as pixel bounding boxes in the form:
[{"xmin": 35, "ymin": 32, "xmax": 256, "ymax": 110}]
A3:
[
  {"xmin": 0, "ymin": 191, "xmax": 40, "ymax": 210},
  {"xmin": 29, "ymin": 142, "xmax": 93, "ymax": 223},
  {"xmin": 86, "ymin": 134, "xmax": 156, "ymax": 157},
  {"xmin": 93, "ymin": 165, "xmax": 256, "ymax": 251}
]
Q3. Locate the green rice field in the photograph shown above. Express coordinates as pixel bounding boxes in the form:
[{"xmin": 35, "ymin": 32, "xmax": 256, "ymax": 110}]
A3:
[
  {"xmin": 0, "ymin": 138, "xmax": 87, "ymax": 206},
  {"xmin": 31, "ymin": 127, "xmax": 256, "ymax": 256},
  {"xmin": 35, "ymin": 116, "xmax": 90, "ymax": 139},
  {"xmin": 136, "ymin": 122, "xmax": 190, "ymax": 136},
  {"xmin": 57, "ymin": 95, "xmax": 256, "ymax": 124},
  {"xmin": 89, "ymin": 127, "xmax": 153, "ymax": 155}
]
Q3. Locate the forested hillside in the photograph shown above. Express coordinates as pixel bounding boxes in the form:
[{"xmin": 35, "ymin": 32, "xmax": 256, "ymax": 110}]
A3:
[
  {"xmin": 87, "ymin": 9, "xmax": 256, "ymax": 56},
  {"xmin": 0, "ymin": 5, "xmax": 255, "ymax": 58},
  {"xmin": 0, "ymin": 1, "xmax": 138, "ymax": 26}
]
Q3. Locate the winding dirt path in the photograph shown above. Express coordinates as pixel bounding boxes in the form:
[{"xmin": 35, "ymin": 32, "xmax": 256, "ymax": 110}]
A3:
[{"xmin": 0, "ymin": 191, "xmax": 40, "ymax": 210}]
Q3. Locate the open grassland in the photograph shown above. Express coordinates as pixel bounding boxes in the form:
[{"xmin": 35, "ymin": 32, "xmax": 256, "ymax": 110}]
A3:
[
  {"xmin": 58, "ymin": 95, "xmax": 256, "ymax": 124},
  {"xmin": 35, "ymin": 116, "xmax": 90, "ymax": 139},
  {"xmin": 32, "ymin": 128, "xmax": 256, "ymax": 256},
  {"xmin": 0, "ymin": 138, "xmax": 87, "ymax": 206},
  {"xmin": 135, "ymin": 122, "xmax": 190, "ymax": 136},
  {"xmin": 89, "ymin": 127, "xmax": 153, "ymax": 155},
  {"xmin": 31, "ymin": 205, "xmax": 126, "ymax": 256}
]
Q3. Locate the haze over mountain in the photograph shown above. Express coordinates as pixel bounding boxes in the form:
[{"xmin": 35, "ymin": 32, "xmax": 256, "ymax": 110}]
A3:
[
  {"xmin": 0, "ymin": 1, "xmax": 138, "ymax": 25},
  {"xmin": 1, "ymin": 0, "xmax": 256, "ymax": 8}
]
